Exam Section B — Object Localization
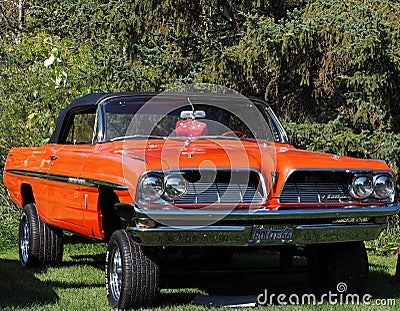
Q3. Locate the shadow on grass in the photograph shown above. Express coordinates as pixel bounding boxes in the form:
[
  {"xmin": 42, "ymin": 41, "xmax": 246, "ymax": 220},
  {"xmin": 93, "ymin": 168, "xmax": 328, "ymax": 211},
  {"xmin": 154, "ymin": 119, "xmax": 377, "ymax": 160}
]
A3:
[
  {"xmin": 369, "ymin": 262, "xmax": 400, "ymax": 300},
  {"xmin": 156, "ymin": 263, "xmax": 400, "ymax": 307},
  {"xmin": 64, "ymin": 253, "xmax": 105, "ymax": 269},
  {"xmin": 0, "ymin": 249, "xmax": 105, "ymax": 309},
  {"xmin": 0, "ymin": 258, "xmax": 58, "ymax": 309},
  {"xmin": 157, "ymin": 269, "xmax": 311, "ymax": 307}
]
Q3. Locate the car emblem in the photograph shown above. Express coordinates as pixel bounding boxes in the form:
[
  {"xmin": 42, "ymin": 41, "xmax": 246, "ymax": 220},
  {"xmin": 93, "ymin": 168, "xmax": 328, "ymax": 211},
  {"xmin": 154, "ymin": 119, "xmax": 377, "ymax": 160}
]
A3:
[{"xmin": 320, "ymin": 193, "xmax": 349, "ymax": 201}]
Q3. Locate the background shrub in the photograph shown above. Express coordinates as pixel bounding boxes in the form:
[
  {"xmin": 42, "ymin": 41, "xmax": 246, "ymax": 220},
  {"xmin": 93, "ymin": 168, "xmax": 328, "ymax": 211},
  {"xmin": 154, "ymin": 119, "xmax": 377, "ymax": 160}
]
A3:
[{"xmin": 1, "ymin": 0, "xmax": 399, "ymax": 250}]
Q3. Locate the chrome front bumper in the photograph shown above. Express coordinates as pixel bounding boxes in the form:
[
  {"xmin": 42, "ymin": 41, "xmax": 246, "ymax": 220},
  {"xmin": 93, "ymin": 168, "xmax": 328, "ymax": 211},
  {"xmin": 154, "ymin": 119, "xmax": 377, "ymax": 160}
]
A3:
[{"xmin": 115, "ymin": 203, "xmax": 400, "ymax": 247}]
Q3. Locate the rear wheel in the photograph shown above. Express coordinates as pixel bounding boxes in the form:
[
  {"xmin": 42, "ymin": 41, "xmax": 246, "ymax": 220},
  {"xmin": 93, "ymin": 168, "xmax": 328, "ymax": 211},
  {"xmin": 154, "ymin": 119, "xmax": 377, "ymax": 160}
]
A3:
[
  {"xmin": 105, "ymin": 229, "xmax": 160, "ymax": 309},
  {"xmin": 19, "ymin": 203, "xmax": 63, "ymax": 267}
]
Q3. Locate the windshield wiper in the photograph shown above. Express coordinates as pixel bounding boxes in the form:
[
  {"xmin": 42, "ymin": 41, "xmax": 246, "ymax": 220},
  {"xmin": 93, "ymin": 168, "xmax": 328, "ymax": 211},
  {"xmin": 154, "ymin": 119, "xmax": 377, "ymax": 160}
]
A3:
[
  {"xmin": 110, "ymin": 135, "xmax": 167, "ymax": 142},
  {"xmin": 191, "ymin": 135, "xmax": 260, "ymax": 141},
  {"xmin": 111, "ymin": 134, "xmax": 267, "ymax": 142}
]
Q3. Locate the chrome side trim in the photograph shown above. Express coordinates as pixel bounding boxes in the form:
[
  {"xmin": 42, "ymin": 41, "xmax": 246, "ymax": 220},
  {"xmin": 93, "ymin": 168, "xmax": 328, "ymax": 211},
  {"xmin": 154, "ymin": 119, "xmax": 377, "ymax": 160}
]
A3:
[{"xmin": 6, "ymin": 169, "xmax": 128, "ymax": 190}]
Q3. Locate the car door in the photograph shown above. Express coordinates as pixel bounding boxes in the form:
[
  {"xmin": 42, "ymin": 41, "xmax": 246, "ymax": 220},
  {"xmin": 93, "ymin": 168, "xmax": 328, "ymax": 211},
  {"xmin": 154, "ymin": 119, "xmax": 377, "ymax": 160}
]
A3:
[{"xmin": 45, "ymin": 109, "xmax": 98, "ymax": 235}]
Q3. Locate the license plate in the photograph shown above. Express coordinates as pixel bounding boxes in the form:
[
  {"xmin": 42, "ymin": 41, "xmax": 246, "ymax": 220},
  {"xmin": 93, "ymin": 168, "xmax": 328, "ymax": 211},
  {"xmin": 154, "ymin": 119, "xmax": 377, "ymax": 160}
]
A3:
[{"xmin": 251, "ymin": 225, "xmax": 293, "ymax": 243}]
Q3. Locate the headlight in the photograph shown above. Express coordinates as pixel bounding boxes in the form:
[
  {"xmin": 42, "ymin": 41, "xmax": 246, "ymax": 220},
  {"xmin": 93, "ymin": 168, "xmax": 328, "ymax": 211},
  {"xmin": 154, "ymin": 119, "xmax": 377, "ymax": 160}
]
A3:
[
  {"xmin": 139, "ymin": 175, "xmax": 164, "ymax": 200},
  {"xmin": 374, "ymin": 174, "xmax": 395, "ymax": 199},
  {"xmin": 164, "ymin": 175, "xmax": 187, "ymax": 199},
  {"xmin": 350, "ymin": 175, "xmax": 373, "ymax": 199}
]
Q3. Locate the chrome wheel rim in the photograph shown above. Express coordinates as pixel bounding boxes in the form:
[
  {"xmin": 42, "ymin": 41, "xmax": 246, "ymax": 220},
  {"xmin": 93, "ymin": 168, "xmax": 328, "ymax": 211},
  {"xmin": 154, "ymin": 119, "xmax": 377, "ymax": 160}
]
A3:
[
  {"xmin": 20, "ymin": 215, "xmax": 30, "ymax": 265},
  {"xmin": 110, "ymin": 247, "xmax": 122, "ymax": 301}
]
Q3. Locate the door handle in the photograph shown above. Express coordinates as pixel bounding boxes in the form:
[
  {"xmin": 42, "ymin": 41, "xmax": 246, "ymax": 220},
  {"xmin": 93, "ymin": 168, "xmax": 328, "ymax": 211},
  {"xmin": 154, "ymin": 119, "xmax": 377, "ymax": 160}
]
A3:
[{"xmin": 49, "ymin": 155, "xmax": 58, "ymax": 160}]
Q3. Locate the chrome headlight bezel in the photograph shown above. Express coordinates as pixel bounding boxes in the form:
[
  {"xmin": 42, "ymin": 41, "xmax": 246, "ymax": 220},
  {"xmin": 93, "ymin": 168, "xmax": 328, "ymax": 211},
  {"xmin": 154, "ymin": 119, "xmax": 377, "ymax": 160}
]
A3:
[
  {"xmin": 373, "ymin": 174, "xmax": 395, "ymax": 199},
  {"xmin": 164, "ymin": 174, "xmax": 188, "ymax": 199},
  {"xmin": 349, "ymin": 172, "xmax": 396, "ymax": 201},
  {"xmin": 137, "ymin": 172, "xmax": 189, "ymax": 201},
  {"xmin": 349, "ymin": 175, "xmax": 374, "ymax": 199},
  {"xmin": 138, "ymin": 174, "xmax": 164, "ymax": 201}
]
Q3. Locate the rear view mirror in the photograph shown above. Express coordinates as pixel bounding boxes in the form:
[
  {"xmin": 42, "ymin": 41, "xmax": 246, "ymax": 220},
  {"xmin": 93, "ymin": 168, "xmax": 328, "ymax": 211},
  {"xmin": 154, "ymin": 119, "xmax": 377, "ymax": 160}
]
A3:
[{"xmin": 180, "ymin": 110, "xmax": 206, "ymax": 119}]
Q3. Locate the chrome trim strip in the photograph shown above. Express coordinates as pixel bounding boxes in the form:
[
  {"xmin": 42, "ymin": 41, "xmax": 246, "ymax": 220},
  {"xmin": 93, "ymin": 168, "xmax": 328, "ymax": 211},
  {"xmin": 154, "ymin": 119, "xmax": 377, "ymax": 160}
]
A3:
[
  {"xmin": 265, "ymin": 106, "xmax": 289, "ymax": 143},
  {"xmin": 5, "ymin": 169, "xmax": 128, "ymax": 190},
  {"xmin": 96, "ymin": 104, "xmax": 104, "ymax": 143},
  {"xmin": 120, "ymin": 203, "xmax": 400, "ymax": 221},
  {"xmin": 130, "ymin": 156, "xmax": 147, "ymax": 163}
]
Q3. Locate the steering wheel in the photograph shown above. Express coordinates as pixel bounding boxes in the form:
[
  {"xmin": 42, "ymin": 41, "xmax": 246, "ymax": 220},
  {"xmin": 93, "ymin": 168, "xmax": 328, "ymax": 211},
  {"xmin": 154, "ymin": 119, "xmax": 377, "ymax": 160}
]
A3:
[{"xmin": 221, "ymin": 131, "xmax": 248, "ymax": 138}]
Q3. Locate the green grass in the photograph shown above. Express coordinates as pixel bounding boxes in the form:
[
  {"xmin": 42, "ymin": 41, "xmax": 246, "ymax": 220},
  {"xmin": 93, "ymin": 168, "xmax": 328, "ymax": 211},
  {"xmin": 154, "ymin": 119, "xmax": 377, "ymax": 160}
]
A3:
[
  {"xmin": 1, "ymin": 205, "xmax": 400, "ymax": 310},
  {"xmin": 1, "ymin": 240, "xmax": 400, "ymax": 310}
]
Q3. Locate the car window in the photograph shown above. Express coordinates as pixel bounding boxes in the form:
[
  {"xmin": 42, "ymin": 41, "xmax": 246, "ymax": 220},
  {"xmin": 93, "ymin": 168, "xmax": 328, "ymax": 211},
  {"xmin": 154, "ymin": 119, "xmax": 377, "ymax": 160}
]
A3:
[
  {"xmin": 103, "ymin": 97, "xmax": 287, "ymax": 143},
  {"xmin": 65, "ymin": 112, "xmax": 96, "ymax": 144}
]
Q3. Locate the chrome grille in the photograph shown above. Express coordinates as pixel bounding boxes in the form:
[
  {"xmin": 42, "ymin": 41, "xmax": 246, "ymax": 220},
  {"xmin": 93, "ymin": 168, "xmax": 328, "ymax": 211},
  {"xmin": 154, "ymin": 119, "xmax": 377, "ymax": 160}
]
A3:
[
  {"xmin": 279, "ymin": 171, "xmax": 355, "ymax": 204},
  {"xmin": 280, "ymin": 182, "xmax": 351, "ymax": 203},
  {"xmin": 175, "ymin": 169, "xmax": 264, "ymax": 205}
]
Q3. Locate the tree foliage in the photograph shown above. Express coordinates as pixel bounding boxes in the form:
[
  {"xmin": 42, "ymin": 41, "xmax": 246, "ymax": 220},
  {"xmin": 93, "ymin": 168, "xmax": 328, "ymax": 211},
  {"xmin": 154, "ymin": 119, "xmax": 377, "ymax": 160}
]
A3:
[{"xmin": 0, "ymin": 0, "xmax": 399, "ymax": 173}]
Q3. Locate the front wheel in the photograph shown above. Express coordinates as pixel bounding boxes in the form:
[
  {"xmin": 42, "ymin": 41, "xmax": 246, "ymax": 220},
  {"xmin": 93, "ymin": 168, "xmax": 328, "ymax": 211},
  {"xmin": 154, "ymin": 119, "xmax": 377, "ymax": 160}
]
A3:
[
  {"xmin": 328, "ymin": 241, "xmax": 368, "ymax": 293},
  {"xmin": 308, "ymin": 242, "xmax": 368, "ymax": 293},
  {"xmin": 105, "ymin": 230, "xmax": 159, "ymax": 309}
]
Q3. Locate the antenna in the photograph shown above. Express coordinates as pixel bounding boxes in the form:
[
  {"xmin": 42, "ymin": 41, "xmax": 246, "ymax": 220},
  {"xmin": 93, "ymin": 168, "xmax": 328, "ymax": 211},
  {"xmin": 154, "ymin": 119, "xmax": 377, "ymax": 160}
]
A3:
[{"xmin": 187, "ymin": 97, "xmax": 195, "ymax": 120}]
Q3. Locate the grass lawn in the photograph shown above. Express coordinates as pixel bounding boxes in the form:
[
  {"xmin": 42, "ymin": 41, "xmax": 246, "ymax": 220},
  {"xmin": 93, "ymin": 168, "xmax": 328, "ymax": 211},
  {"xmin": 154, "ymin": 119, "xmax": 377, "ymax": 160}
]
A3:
[{"xmin": 0, "ymin": 239, "xmax": 400, "ymax": 311}]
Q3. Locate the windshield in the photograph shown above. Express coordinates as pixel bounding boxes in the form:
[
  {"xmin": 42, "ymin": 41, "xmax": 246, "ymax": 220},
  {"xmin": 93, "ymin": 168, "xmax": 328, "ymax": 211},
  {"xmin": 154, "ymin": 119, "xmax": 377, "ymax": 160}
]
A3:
[{"xmin": 103, "ymin": 95, "xmax": 287, "ymax": 143}]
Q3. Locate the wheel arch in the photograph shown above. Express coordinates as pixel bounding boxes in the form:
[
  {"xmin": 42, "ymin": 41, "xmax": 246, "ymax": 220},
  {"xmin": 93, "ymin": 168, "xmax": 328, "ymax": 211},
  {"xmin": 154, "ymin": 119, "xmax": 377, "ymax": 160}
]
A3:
[
  {"xmin": 98, "ymin": 187, "xmax": 123, "ymax": 241},
  {"xmin": 21, "ymin": 183, "xmax": 35, "ymax": 206}
]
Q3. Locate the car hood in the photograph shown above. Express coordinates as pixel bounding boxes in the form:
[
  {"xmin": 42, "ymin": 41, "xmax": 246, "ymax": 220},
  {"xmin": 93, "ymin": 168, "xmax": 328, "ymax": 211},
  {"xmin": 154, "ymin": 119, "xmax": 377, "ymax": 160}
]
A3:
[
  {"xmin": 119, "ymin": 139, "xmax": 388, "ymax": 172},
  {"xmin": 121, "ymin": 139, "xmax": 275, "ymax": 172},
  {"xmin": 274, "ymin": 144, "xmax": 389, "ymax": 172}
]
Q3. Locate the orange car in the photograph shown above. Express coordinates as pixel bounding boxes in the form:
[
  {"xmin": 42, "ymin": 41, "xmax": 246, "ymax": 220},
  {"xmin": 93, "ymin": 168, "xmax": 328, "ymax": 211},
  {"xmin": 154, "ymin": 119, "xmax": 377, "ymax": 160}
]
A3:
[{"xmin": 3, "ymin": 91, "xmax": 399, "ymax": 309}]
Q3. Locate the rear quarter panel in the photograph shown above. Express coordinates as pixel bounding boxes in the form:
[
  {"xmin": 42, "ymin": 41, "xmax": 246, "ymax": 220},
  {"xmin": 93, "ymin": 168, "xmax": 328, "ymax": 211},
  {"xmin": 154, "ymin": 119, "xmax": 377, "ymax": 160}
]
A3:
[{"xmin": 4, "ymin": 146, "xmax": 52, "ymax": 209}]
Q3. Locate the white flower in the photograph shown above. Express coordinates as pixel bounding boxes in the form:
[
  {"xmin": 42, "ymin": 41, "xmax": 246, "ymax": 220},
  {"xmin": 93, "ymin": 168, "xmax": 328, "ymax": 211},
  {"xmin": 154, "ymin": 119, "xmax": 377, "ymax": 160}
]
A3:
[
  {"xmin": 55, "ymin": 76, "xmax": 62, "ymax": 88},
  {"xmin": 44, "ymin": 54, "xmax": 62, "ymax": 68},
  {"xmin": 44, "ymin": 54, "xmax": 55, "ymax": 67},
  {"xmin": 55, "ymin": 71, "xmax": 68, "ymax": 89}
]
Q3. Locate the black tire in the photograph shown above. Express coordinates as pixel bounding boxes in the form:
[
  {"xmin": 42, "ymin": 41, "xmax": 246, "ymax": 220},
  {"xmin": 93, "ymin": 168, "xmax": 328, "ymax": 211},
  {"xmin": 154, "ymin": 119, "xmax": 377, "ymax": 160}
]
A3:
[
  {"xmin": 328, "ymin": 242, "xmax": 368, "ymax": 293},
  {"xmin": 308, "ymin": 242, "xmax": 368, "ymax": 293},
  {"xmin": 307, "ymin": 245, "xmax": 330, "ymax": 292},
  {"xmin": 19, "ymin": 203, "xmax": 63, "ymax": 267},
  {"xmin": 105, "ymin": 229, "xmax": 159, "ymax": 310}
]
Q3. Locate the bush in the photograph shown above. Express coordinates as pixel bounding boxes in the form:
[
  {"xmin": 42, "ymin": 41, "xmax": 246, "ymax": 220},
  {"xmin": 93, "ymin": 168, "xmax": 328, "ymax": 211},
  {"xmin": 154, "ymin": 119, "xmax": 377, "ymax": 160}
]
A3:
[
  {"xmin": 1, "ymin": 0, "xmax": 400, "ymax": 253},
  {"xmin": 0, "ymin": 188, "xmax": 19, "ymax": 250}
]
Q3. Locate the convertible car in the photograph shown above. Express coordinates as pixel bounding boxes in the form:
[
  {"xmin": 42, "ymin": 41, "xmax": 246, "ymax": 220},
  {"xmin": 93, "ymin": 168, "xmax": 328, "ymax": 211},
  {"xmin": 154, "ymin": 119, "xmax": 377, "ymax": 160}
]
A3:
[{"xmin": 3, "ymin": 91, "xmax": 399, "ymax": 309}]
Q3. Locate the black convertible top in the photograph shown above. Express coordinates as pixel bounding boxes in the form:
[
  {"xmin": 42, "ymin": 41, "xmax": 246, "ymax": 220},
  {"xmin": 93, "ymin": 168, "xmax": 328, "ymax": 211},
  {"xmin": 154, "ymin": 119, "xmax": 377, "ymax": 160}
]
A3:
[{"xmin": 47, "ymin": 91, "xmax": 277, "ymax": 144}]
